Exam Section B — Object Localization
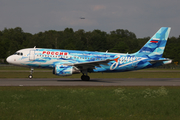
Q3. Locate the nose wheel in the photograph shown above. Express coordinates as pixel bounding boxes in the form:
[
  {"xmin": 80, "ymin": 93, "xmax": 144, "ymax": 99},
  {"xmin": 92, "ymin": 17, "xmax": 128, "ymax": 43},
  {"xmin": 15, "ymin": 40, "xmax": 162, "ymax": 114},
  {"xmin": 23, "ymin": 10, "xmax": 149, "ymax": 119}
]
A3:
[
  {"xmin": 28, "ymin": 68, "xmax": 34, "ymax": 79},
  {"xmin": 28, "ymin": 75, "xmax": 33, "ymax": 79}
]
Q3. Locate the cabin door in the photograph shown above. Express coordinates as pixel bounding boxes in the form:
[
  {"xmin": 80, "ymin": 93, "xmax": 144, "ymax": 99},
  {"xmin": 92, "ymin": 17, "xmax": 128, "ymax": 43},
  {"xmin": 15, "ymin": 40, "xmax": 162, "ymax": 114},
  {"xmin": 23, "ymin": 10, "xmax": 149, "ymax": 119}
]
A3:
[{"xmin": 29, "ymin": 50, "xmax": 35, "ymax": 61}]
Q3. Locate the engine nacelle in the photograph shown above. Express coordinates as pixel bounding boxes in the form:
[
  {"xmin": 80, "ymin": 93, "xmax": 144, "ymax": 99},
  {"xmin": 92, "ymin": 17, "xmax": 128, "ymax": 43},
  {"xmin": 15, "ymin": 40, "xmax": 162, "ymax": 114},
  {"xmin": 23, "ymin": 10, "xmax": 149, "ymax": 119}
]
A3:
[{"xmin": 53, "ymin": 65, "xmax": 80, "ymax": 76}]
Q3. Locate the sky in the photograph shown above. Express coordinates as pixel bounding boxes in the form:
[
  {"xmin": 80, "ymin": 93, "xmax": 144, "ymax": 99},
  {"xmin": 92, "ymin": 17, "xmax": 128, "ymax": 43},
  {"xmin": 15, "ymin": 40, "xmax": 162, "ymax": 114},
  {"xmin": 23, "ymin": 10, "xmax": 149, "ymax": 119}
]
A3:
[{"xmin": 0, "ymin": 0, "xmax": 180, "ymax": 38}]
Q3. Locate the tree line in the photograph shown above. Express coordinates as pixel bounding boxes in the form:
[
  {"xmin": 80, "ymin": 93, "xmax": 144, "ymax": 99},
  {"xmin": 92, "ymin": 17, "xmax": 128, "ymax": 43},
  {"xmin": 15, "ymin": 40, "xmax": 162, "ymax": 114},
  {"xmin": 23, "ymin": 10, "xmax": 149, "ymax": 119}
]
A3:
[{"xmin": 0, "ymin": 27, "xmax": 180, "ymax": 64}]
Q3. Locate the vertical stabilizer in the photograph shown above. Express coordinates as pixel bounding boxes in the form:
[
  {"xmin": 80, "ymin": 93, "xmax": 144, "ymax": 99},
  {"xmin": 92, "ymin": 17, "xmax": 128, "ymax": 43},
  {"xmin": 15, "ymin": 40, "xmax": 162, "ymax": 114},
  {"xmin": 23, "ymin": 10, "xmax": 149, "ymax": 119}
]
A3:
[{"xmin": 137, "ymin": 27, "xmax": 171, "ymax": 59}]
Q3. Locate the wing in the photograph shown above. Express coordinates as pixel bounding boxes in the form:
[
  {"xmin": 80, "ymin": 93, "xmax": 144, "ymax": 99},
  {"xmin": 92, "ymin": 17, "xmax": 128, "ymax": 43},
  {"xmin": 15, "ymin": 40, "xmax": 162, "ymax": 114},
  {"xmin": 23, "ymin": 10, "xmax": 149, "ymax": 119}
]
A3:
[{"xmin": 64, "ymin": 59, "xmax": 114, "ymax": 70}]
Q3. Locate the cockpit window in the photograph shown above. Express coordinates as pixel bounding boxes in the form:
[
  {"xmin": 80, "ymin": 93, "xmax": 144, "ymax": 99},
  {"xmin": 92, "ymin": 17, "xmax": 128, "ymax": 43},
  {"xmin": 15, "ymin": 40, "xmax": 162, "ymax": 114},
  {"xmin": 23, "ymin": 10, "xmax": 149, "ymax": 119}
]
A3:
[{"xmin": 14, "ymin": 52, "xmax": 23, "ymax": 56}]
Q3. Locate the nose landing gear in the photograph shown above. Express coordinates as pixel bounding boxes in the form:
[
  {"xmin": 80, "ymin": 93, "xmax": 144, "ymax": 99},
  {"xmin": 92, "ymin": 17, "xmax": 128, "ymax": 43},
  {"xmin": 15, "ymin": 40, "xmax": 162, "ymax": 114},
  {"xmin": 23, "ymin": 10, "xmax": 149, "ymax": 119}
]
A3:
[{"xmin": 28, "ymin": 68, "xmax": 34, "ymax": 79}]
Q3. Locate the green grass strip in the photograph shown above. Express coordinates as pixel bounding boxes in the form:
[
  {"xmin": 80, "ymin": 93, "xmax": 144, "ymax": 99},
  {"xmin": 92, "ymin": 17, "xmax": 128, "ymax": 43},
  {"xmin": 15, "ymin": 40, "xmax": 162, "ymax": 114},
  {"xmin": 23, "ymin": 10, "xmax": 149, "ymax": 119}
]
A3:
[
  {"xmin": 0, "ymin": 86, "xmax": 180, "ymax": 120},
  {"xmin": 1, "ymin": 71, "xmax": 180, "ymax": 78}
]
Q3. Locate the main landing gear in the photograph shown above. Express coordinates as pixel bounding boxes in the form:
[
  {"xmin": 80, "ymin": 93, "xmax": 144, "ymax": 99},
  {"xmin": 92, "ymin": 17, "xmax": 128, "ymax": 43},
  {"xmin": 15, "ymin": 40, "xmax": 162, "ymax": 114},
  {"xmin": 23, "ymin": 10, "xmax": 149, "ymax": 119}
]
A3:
[
  {"xmin": 81, "ymin": 73, "xmax": 90, "ymax": 81},
  {"xmin": 28, "ymin": 68, "xmax": 34, "ymax": 79}
]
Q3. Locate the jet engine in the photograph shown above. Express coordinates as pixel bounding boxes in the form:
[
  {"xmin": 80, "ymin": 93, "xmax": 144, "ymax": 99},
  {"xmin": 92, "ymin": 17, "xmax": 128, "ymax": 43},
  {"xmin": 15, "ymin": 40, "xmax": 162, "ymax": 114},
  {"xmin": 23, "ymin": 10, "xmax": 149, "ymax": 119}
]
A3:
[{"xmin": 53, "ymin": 65, "xmax": 80, "ymax": 76}]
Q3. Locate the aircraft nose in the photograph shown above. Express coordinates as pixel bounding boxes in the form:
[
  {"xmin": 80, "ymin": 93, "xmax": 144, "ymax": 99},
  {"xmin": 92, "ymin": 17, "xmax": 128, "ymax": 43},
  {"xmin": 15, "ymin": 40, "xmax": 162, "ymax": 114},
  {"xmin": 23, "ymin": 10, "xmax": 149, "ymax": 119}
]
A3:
[{"xmin": 6, "ymin": 56, "xmax": 13, "ymax": 64}]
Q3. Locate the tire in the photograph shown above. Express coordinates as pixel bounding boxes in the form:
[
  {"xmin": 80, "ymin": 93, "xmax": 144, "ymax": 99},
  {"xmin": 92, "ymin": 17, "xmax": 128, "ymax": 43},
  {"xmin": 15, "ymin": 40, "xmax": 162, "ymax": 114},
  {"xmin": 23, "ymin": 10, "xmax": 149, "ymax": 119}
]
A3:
[
  {"xmin": 81, "ymin": 75, "xmax": 90, "ymax": 81},
  {"xmin": 28, "ymin": 75, "xmax": 33, "ymax": 79}
]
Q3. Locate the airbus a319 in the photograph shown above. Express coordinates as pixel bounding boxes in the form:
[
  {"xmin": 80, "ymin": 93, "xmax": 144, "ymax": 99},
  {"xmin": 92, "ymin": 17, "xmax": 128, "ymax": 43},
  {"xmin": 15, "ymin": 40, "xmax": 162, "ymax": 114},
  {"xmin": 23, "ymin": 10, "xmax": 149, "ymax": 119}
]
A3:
[{"xmin": 6, "ymin": 27, "xmax": 172, "ymax": 81}]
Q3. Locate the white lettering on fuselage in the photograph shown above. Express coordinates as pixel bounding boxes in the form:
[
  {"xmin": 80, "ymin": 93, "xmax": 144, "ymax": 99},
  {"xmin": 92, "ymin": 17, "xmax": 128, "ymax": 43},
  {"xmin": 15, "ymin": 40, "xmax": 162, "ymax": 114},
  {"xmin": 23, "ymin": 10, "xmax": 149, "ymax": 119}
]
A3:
[
  {"xmin": 110, "ymin": 57, "xmax": 144, "ymax": 70},
  {"xmin": 42, "ymin": 51, "xmax": 68, "ymax": 56}
]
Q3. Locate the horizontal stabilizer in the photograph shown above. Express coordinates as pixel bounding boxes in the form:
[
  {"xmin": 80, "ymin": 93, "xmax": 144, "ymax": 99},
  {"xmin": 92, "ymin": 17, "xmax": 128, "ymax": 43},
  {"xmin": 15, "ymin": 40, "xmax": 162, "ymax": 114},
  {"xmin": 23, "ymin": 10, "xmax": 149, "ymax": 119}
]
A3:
[{"xmin": 148, "ymin": 59, "xmax": 172, "ymax": 64}]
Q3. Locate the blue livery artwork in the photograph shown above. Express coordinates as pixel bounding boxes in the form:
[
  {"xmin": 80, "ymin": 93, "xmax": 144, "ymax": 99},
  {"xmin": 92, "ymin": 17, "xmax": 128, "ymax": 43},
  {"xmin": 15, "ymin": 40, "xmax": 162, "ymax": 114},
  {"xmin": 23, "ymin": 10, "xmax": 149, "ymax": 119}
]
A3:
[{"xmin": 6, "ymin": 27, "xmax": 172, "ymax": 80}]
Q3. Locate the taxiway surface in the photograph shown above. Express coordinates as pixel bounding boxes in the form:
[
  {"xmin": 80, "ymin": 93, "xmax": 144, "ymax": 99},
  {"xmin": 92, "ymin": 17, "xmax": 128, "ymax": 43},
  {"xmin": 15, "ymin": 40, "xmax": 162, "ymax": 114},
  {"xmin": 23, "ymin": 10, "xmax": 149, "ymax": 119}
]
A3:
[{"xmin": 0, "ymin": 78, "xmax": 180, "ymax": 86}]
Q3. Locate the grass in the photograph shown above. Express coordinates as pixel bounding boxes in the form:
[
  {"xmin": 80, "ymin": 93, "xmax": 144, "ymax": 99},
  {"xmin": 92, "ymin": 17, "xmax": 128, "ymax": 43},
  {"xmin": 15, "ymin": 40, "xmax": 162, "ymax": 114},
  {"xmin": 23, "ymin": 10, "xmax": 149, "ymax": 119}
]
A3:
[
  {"xmin": 0, "ymin": 65, "xmax": 30, "ymax": 70},
  {"xmin": 1, "ymin": 66, "xmax": 180, "ymax": 119},
  {"xmin": 0, "ymin": 71, "xmax": 180, "ymax": 78},
  {"xmin": 0, "ymin": 86, "xmax": 180, "ymax": 120},
  {"xmin": 1, "ymin": 65, "xmax": 180, "ymax": 78}
]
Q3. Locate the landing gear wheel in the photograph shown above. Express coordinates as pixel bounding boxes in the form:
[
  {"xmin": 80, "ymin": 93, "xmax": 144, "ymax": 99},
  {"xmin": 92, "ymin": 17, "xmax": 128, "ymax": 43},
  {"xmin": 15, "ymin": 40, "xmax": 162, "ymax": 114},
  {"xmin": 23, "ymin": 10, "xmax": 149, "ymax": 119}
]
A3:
[
  {"xmin": 81, "ymin": 75, "xmax": 90, "ymax": 81},
  {"xmin": 85, "ymin": 76, "xmax": 90, "ymax": 81},
  {"xmin": 28, "ymin": 75, "xmax": 33, "ymax": 79},
  {"xmin": 81, "ymin": 75, "xmax": 85, "ymax": 80},
  {"xmin": 28, "ymin": 68, "xmax": 34, "ymax": 79}
]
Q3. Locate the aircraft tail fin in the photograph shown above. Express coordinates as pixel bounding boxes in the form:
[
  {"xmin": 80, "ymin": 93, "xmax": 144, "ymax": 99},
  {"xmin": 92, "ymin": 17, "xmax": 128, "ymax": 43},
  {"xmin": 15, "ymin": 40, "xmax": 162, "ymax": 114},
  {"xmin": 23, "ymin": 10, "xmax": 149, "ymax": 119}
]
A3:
[{"xmin": 136, "ymin": 27, "xmax": 171, "ymax": 59}]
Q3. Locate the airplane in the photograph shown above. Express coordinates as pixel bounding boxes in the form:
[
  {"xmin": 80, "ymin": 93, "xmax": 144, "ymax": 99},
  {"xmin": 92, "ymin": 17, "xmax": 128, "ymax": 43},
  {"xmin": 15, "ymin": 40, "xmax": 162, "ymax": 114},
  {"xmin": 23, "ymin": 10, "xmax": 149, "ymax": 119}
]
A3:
[
  {"xmin": 80, "ymin": 17, "xmax": 85, "ymax": 19},
  {"xmin": 6, "ymin": 27, "xmax": 172, "ymax": 81}
]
